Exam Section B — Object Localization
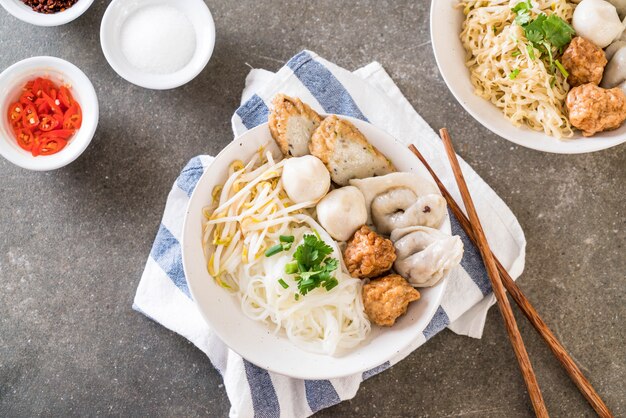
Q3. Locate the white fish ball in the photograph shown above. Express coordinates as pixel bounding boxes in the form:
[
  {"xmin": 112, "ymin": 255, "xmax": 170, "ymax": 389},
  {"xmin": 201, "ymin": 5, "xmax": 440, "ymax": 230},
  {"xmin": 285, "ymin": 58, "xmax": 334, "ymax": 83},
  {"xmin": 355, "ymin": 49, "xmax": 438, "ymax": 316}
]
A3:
[
  {"xmin": 573, "ymin": 0, "xmax": 624, "ymax": 48},
  {"xmin": 316, "ymin": 186, "xmax": 367, "ymax": 242},
  {"xmin": 282, "ymin": 155, "xmax": 330, "ymax": 204}
]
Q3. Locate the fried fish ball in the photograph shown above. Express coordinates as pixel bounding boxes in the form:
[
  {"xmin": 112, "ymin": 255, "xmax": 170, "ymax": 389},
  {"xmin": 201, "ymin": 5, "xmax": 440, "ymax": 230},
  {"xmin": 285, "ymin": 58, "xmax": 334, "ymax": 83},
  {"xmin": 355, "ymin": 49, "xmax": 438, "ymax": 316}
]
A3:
[
  {"xmin": 269, "ymin": 94, "xmax": 322, "ymax": 157},
  {"xmin": 362, "ymin": 274, "xmax": 420, "ymax": 327},
  {"xmin": 566, "ymin": 83, "xmax": 626, "ymax": 136},
  {"xmin": 343, "ymin": 225, "xmax": 396, "ymax": 279},
  {"xmin": 561, "ymin": 37, "xmax": 607, "ymax": 87}
]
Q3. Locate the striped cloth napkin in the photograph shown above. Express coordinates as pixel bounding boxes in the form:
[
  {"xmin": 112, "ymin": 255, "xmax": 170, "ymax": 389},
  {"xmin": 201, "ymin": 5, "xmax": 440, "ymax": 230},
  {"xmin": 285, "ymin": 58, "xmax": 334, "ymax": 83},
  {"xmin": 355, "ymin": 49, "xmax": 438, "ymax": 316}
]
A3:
[{"xmin": 134, "ymin": 50, "xmax": 526, "ymax": 418}]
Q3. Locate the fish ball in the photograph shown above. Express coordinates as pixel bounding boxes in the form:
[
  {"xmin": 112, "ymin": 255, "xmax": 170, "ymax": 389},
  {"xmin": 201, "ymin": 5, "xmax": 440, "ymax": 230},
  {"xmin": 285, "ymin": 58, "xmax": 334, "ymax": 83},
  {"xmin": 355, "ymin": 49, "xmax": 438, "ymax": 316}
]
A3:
[
  {"xmin": 573, "ymin": 0, "xmax": 624, "ymax": 48},
  {"xmin": 316, "ymin": 186, "xmax": 367, "ymax": 242},
  {"xmin": 281, "ymin": 155, "xmax": 330, "ymax": 204}
]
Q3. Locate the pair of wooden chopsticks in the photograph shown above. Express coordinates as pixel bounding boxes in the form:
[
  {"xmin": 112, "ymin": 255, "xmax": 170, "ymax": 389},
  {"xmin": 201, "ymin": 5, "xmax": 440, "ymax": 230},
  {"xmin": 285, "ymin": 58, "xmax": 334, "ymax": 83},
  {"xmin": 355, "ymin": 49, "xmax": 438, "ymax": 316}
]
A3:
[{"xmin": 408, "ymin": 129, "xmax": 613, "ymax": 418}]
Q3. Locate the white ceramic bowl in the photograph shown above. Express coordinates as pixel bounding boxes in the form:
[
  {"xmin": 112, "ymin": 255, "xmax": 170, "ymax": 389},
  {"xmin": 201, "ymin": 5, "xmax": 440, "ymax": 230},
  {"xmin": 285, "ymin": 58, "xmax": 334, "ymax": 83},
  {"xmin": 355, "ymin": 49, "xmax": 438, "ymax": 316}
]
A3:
[
  {"xmin": 0, "ymin": 56, "xmax": 98, "ymax": 171},
  {"xmin": 181, "ymin": 117, "xmax": 451, "ymax": 380},
  {"xmin": 100, "ymin": 0, "xmax": 215, "ymax": 90},
  {"xmin": 0, "ymin": 0, "xmax": 94, "ymax": 26},
  {"xmin": 430, "ymin": 0, "xmax": 626, "ymax": 154}
]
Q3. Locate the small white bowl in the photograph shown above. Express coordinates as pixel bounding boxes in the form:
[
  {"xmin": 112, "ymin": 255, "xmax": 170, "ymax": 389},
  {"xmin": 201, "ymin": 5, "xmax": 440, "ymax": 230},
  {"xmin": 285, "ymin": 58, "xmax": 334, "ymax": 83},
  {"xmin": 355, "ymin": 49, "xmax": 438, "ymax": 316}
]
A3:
[
  {"xmin": 0, "ymin": 0, "xmax": 94, "ymax": 27},
  {"xmin": 0, "ymin": 56, "xmax": 99, "ymax": 171},
  {"xmin": 430, "ymin": 0, "xmax": 626, "ymax": 154},
  {"xmin": 100, "ymin": 0, "xmax": 215, "ymax": 90}
]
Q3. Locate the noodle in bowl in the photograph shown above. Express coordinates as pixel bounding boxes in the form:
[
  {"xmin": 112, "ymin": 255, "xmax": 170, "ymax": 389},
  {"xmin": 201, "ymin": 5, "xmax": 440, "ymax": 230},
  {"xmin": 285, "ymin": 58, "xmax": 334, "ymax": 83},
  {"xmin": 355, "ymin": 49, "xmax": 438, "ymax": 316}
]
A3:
[
  {"xmin": 431, "ymin": 0, "xmax": 626, "ymax": 153},
  {"xmin": 460, "ymin": 0, "xmax": 575, "ymax": 138},
  {"xmin": 181, "ymin": 119, "xmax": 450, "ymax": 379},
  {"xmin": 202, "ymin": 148, "xmax": 369, "ymax": 355}
]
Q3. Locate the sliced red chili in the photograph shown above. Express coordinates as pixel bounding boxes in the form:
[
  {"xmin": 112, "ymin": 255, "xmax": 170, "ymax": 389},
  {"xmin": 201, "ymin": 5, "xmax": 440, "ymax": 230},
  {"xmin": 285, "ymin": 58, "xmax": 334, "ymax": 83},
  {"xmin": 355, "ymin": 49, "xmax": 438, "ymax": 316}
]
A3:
[
  {"xmin": 63, "ymin": 104, "xmax": 82, "ymax": 130},
  {"xmin": 41, "ymin": 91, "xmax": 62, "ymax": 115},
  {"xmin": 11, "ymin": 77, "xmax": 81, "ymax": 157},
  {"xmin": 58, "ymin": 86, "xmax": 73, "ymax": 109},
  {"xmin": 15, "ymin": 128, "xmax": 35, "ymax": 151},
  {"xmin": 53, "ymin": 113, "xmax": 64, "ymax": 125},
  {"xmin": 22, "ymin": 105, "xmax": 39, "ymax": 129},
  {"xmin": 32, "ymin": 77, "xmax": 54, "ymax": 97},
  {"xmin": 39, "ymin": 114, "xmax": 59, "ymax": 132},
  {"xmin": 41, "ymin": 129, "xmax": 75, "ymax": 140},
  {"xmin": 7, "ymin": 102, "xmax": 23, "ymax": 124},
  {"xmin": 37, "ymin": 137, "xmax": 67, "ymax": 156},
  {"xmin": 19, "ymin": 90, "xmax": 36, "ymax": 105}
]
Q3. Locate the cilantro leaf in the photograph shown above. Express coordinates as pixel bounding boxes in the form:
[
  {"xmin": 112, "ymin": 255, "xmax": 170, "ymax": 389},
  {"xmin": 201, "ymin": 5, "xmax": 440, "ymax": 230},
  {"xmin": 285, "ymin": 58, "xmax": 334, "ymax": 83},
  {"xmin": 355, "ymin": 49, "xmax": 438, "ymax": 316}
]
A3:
[
  {"xmin": 286, "ymin": 234, "xmax": 340, "ymax": 297},
  {"xmin": 511, "ymin": 1, "xmax": 574, "ymax": 77},
  {"xmin": 511, "ymin": 0, "xmax": 532, "ymax": 13},
  {"xmin": 543, "ymin": 14, "xmax": 575, "ymax": 50}
]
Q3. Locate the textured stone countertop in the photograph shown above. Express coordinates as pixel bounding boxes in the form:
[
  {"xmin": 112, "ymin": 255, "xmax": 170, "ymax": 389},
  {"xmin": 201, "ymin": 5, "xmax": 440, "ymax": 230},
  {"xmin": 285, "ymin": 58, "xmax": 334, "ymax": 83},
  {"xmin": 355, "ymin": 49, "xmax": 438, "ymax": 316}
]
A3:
[{"xmin": 0, "ymin": 1, "xmax": 624, "ymax": 417}]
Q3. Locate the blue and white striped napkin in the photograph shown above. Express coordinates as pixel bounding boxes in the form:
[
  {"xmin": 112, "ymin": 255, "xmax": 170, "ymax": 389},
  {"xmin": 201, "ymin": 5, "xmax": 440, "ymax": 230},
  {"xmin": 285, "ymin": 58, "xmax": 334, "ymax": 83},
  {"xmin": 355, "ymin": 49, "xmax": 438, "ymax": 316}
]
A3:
[{"xmin": 134, "ymin": 50, "xmax": 526, "ymax": 418}]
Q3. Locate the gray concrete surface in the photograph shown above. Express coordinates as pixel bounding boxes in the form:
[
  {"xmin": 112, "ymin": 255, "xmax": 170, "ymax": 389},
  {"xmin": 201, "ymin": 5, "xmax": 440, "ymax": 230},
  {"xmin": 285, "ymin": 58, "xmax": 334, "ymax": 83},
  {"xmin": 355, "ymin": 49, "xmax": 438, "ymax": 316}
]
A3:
[{"xmin": 0, "ymin": 1, "xmax": 624, "ymax": 417}]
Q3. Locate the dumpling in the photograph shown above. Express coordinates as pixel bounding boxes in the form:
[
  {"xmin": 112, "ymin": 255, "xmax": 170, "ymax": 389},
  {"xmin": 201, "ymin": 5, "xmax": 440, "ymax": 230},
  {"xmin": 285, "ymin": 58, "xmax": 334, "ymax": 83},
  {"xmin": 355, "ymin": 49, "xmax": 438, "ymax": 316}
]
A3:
[
  {"xmin": 350, "ymin": 172, "xmax": 446, "ymax": 235},
  {"xmin": 316, "ymin": 186, "xmax": 367, "ymax": 241},
  {"xmin": 281, "ymin": 155, "xmax": 331, "ymax": 204},
  {"xmin": 572, "ymin": 0, "xmax": 624, "ymax": 48},
  {"xmin": 391, "ymin": 226, "xmax": 463, "ymax": 287}
]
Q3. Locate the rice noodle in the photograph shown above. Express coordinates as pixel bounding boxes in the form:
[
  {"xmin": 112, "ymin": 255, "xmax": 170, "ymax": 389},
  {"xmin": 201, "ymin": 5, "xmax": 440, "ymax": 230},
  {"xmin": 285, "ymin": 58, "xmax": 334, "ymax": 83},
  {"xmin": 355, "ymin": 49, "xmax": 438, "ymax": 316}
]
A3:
[
  {"xmin": 459, "ymin": 0, "xmax": 576, "ymax": 138},
  {"xmin": 202, "ymin": 148, "xmax": 370, "ymax": 355}
]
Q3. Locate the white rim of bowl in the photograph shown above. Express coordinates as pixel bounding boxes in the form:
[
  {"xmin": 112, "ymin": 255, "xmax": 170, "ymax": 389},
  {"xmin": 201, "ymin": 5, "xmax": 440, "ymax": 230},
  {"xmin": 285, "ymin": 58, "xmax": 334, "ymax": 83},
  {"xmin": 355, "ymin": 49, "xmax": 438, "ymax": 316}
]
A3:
[
  {"xmin": 0, "ymin": 0, "xmax": 95, "ymax": 27},
  {"xmin": 0, "ymin": 56, "xmax": 99, "ymax": 171},
  {"xmin": 99, "ymin": 0, "xmax": 216, "ymax": 90}
]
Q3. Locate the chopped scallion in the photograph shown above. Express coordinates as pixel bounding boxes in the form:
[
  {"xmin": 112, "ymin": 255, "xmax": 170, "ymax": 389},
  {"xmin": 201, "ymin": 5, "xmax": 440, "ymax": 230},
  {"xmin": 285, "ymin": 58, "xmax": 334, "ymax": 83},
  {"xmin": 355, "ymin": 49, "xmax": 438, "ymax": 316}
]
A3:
[
  {"xmin": 279, "ymin": 235, "xmax": 294, "ymax": 243},
  {"xmin": 509, "ymin": 69, "xmax": 520, "ymax": 80},
  {"xmin": 554, "ymin": 59, "xmax": 569, "ymax": 78},
  {"xmin": 278, "ymin": 278, "xmax": 289, "ymax": 289},
  {"xmin": 285, "ymin": 261, "xmax": 298, "ymax": 274},
  {"xmin": 264, "ymin": 244, "xmax": 284, "ymax": 257}
]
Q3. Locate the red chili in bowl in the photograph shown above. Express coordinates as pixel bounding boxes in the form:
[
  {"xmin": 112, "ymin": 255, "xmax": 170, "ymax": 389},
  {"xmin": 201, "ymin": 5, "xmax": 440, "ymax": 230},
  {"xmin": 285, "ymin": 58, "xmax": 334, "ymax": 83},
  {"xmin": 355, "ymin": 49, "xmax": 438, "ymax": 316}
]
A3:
[
  {"xmin": 21, "ymin": 0, "xmax": 78, "ymax": 14},
  {"xmin": 7, "ymin": 77, "xmax": 82, "ymax": 157}
]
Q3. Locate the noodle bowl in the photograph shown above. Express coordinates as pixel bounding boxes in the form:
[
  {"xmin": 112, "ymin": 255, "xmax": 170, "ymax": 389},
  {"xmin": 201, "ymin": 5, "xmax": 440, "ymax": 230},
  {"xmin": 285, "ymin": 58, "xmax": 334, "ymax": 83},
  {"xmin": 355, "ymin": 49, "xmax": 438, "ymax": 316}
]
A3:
[
  {"xmin": 202, "ymin": 147, "xmax": 370, "ymax": 355},
  {"xmin": 460, "ymin": 0, "xmax": 576, "ymax": 138}
]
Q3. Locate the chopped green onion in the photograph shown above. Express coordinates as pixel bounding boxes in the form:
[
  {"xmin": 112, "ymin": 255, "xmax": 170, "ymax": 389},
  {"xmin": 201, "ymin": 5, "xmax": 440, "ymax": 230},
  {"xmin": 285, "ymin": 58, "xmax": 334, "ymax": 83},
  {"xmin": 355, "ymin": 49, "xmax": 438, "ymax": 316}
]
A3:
[
  {"xmin": 554, "ymin": 59, "xmax": 569, "ymax": 78},
  {"xmin": 509, "ymin": 69, "xmax": 520, "ymax": 80},
  {"xmin": 278, "ymin": 278, "xmax": 289, "ymax": 289},
  {"xmin": 264, "ymin": 244, "xmax": 283, "ymax": 257},
  {"xmin": 511, "ymin": 50, "xmax": 522, "ymax": 57},
  {"xmin": 324, "ymin": 279, "xmax": 339, "ymax": 291},
  {"xmin": 279, "ymin": 235, "xmax": 294, "ymax": 243},
  {"xmin": 294, "ymin": 294, "xmax": 300, "ymax": 301},
  {"xmin": 285, "ymin": 261, "xmax": 298, "ymax": 274},
  {"xmin": 526, "ymin": 44, "xmax": 535, "ymax": 60}
]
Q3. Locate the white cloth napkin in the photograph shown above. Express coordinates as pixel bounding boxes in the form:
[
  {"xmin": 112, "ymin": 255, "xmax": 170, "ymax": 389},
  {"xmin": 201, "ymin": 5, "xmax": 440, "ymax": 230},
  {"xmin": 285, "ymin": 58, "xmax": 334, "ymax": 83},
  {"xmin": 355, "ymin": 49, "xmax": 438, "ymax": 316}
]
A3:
[{"xmin": 133, "ymin": 50, "xmax": 526, "ymax": 418}]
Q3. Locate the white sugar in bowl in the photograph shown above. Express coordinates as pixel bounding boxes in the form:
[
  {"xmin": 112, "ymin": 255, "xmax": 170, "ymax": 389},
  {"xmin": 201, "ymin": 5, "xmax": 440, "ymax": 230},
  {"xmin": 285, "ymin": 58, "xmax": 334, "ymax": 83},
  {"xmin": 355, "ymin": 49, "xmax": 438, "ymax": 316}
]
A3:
[{"xmin": 100, "ymin": 0, "xmax": 215, "ymax": 90}]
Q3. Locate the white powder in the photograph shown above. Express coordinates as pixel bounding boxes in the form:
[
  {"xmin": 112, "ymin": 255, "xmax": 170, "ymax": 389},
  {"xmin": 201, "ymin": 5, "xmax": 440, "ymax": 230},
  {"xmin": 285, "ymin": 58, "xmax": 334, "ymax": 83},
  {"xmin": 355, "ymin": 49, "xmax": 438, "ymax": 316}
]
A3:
[{"xmin": 120, "ymin": 5, "xmax": 196, "ymax": 75}]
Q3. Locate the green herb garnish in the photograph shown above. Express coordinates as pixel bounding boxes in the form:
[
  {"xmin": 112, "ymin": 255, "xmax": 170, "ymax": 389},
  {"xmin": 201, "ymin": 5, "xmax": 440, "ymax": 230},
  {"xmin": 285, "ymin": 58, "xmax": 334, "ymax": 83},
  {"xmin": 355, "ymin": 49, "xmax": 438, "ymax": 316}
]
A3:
[
  {"xmin": 511, "ymin": 1, "xmax": 575, "ymax": 75},
  {"xmin": 284, "ymin": 234, "xmax": 339, "ymax": 297},
  {"xmin": 554, "ymin": 59, "xmax": 569, "ymax": 78},
  {"xmin": 509, "ymin": 69, "xmax": 521, "ymax": 79},
  {"xmin": 264, "ymin": 235, "xmax": 295, "ymax": 257},
  {"xmin": 278, "ymin": 278, "xmax": 289, "ymax": 289}
]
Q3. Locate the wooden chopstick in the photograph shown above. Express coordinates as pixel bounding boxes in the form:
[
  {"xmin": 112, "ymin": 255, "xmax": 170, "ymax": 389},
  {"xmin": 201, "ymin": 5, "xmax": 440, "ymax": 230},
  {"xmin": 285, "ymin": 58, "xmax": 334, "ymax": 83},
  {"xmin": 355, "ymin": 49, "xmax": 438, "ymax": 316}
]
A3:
[
  {"xmin": 436, "ymin": 128, "xmax": 549, "ymax": 417},
  {"xmin": 408, "ymin": 143, "xmax": 614, "ymax": 418}
]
